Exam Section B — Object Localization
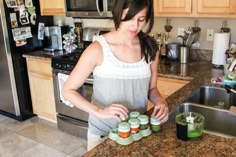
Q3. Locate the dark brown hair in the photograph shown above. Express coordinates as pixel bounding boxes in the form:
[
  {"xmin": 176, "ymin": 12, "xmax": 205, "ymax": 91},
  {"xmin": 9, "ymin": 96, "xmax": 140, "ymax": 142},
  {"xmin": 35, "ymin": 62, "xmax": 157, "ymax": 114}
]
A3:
[{"xmin": 112, "ymin": 0, "xmax": 158, "ymax": 63}]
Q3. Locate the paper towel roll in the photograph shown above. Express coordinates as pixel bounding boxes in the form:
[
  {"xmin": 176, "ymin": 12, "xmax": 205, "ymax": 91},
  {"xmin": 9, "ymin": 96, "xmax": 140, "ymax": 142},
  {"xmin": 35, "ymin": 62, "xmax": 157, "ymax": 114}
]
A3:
[{"xmin": 212, "ymin": 33, "xmax": 230, "ymax": 66}]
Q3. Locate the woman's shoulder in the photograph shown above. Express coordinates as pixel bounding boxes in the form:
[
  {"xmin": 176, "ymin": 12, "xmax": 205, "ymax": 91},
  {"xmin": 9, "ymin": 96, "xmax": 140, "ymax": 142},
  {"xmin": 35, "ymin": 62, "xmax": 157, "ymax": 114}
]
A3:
[
  {"xmin": 101, "ymin": 31, "xmax": 118, "ymax": 45},
  {"xmin": 80, "ymin": 40, "xmax": 103, "ymax": 65}
]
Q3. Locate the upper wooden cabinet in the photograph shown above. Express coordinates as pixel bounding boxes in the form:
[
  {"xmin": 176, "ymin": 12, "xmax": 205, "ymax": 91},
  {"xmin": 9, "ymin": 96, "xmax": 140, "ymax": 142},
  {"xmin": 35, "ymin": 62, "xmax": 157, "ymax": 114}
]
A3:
[
  {"xmin": 40, "ymin": 0, "xmax": 65, "ymax": 16},
  {"xmin": 154, "ymin": 0, "xmax": 192, "ymax": 16},
  {"xmin": 154, "ymin": 0, "xmax": 236, "ymax": 17},
  {"xmin": 197, "ymin": 0, "xmax": 236, "ymax": 15}
]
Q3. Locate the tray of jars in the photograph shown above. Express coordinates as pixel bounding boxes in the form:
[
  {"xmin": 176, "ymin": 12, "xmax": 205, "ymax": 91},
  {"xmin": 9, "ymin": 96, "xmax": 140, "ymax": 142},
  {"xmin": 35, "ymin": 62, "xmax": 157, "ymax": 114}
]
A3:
[{"xmin": 108, "ymin": 111, "xmax": 161, "ymax": 145}]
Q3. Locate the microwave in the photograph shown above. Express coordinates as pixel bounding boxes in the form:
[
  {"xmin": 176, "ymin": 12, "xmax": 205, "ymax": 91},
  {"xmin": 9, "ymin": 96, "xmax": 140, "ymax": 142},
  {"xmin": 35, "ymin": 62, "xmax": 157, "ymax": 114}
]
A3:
[{"xmin": 65, "ymin": 0, "xmax": 116, "ymax": 18}]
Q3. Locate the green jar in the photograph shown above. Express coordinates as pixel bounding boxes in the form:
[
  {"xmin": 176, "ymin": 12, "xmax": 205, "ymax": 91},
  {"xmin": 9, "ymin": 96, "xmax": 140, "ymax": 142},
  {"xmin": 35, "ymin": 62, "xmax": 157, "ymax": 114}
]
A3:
[
  {"xmin": 129, "ymin": 111, "xmax": 140, "ymax": 119},
  {"xmin": 150, "ymin": 117, "xmax": 161, "ymax": 132},
  {"xmin": 138, "ymin": 115, "xmax": 149, "ymax": 130}
]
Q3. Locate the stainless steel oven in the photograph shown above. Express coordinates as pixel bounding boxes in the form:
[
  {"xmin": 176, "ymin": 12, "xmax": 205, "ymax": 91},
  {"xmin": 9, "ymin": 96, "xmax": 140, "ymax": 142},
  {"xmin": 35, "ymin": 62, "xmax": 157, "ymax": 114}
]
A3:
[
  {"xmin": 52, "ymin": 57, "xmax": 93, "ymax": 139},
  {"xmin": 65, "ymin": 0, "xmax": 116, "ymax": 18}
]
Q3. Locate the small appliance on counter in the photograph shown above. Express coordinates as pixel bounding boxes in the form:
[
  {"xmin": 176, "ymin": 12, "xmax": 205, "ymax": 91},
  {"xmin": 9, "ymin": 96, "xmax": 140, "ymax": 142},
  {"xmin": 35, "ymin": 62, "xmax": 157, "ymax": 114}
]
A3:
[
  {"xmin": 83, "ymin": 27, "xmax": 112, "ymax": 48},
  {"xmin": 43, "ymin": 26, "xmax": 70, "ymax": 51},
  {"xmin": 167, "ymin": 42, "xmax": 180, "ymax": 60},
  {"xmin": 175, "ymin": 112, "xmax": 205, "ymax": 141}
]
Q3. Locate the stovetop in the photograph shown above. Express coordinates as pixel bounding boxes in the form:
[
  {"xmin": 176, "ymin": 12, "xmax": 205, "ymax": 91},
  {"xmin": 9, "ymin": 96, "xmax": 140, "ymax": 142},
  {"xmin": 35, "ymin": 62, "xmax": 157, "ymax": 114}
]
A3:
[{"xmin": 52, "ymin": 52, "xmax": 82, "ymax": 71}]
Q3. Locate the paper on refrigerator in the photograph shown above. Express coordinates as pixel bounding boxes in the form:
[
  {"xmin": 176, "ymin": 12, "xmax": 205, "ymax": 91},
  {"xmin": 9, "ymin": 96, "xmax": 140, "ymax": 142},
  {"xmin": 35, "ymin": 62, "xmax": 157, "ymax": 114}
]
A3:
[{"xmin": 12, "ymin": 26, "xmax": 32, "ymax": 41}]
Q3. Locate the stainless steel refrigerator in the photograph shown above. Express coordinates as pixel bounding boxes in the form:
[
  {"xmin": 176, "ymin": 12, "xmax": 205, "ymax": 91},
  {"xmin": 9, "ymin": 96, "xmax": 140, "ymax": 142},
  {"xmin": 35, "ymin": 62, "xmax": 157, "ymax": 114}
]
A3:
[{"xmin": 0, "ymin": 0, "xmax": 53, "ymax": 120}]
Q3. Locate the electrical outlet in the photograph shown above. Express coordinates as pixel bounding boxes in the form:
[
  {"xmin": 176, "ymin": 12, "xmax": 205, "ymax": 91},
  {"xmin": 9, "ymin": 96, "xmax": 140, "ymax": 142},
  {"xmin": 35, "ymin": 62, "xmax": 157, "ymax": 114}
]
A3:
[
  {"xmin": 178, "ymin": 28, "xmax": 185, "ymax": 36},
  {"xmin": 206, "ymin": 29, "xmax": 214, "ymax": 41}
]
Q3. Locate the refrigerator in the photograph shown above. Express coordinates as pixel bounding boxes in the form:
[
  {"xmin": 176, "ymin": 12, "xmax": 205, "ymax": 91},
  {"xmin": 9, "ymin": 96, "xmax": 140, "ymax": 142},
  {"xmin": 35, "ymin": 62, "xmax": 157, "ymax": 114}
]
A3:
[{"xmin": 0, "ymin": 0, "xmax": 53, "ymax": 120}]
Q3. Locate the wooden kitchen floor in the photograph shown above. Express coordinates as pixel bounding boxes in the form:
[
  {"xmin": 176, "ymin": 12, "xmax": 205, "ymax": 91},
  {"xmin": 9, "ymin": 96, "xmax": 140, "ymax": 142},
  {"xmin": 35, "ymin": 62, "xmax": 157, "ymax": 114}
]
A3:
[{"xmin": 0, "ymin": 114, "xmax": 87, "ymax": 157}]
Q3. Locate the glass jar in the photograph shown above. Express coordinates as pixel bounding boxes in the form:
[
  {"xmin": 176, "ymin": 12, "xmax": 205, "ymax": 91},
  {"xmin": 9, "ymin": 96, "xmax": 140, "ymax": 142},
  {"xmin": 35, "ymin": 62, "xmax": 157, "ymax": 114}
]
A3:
[
  {"xmin": 118, "ymin": 122, "xmax": 130, "ymax": 138},
  {"xmin": 129, "ymin": 111, "xmax": 140, "ymax": 119},
  {"xmin": 138, "ymin": 115, "xmax": 149, "ymax": 130},
  {"xmin": 128, "ymin": 118, "xmax": 140, "ymax": 134},
  {"xmin": 150, "ymin": 117, "xmax": 161, "ymax": 132}
]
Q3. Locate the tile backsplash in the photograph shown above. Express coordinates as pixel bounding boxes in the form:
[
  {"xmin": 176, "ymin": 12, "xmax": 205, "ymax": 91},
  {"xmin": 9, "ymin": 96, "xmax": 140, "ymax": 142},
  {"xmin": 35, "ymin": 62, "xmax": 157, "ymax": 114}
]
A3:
[
  {"xmin": 190, "ymin": 49, "xmax": 212, "ymax": 61},
  {"xmin": 54, "ymin": 16, "xmax": 235, "ymax": 60}
]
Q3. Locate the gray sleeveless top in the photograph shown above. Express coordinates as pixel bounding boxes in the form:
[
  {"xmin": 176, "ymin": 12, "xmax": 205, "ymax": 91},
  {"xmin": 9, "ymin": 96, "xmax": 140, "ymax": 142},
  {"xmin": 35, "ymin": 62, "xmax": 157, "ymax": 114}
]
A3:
[{"xmin": 89, "ymin": 35, "xmax": 151, "ymax": 136}]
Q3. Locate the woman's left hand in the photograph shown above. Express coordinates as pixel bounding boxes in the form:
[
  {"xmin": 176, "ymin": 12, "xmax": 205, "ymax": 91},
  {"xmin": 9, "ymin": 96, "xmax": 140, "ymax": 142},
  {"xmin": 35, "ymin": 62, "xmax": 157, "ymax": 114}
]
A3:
[{"xmin": 151, "ymin": 101, "xmax": 169, "ymax": 124}]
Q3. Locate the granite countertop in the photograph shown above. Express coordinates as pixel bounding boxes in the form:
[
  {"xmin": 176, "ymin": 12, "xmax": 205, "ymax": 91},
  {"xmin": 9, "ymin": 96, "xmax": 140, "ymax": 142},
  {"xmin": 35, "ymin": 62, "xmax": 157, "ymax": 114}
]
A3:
[
  {"xmin": 83, "ymin": 61, "xmax": 236, "ymax": 157},
  {"xmin": 24, "ymin": 51, "xmax": 236, "ymax": 156},
  {"xmin": 83, "ymin": 124, "xmax": 236, "ymax": 157},
  {"xmin": 22, "ymin": 50, "xmax": 65, "ymax": 60}
]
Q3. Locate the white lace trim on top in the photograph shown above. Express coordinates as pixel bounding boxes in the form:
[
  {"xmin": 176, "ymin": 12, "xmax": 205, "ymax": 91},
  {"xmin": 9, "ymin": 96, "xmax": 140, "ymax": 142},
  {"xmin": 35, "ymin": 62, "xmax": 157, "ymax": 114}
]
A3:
[{"xmin": 93, "ymin": 35, "xmax": 151, "ymax": 79}]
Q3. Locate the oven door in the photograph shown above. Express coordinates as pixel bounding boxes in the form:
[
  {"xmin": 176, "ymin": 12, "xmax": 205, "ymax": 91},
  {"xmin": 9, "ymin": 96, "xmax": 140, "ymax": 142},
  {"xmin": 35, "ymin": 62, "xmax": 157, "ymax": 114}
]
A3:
[{"xmin": 54, "ymin": 71, "xmax": 92, "ymax": 122}]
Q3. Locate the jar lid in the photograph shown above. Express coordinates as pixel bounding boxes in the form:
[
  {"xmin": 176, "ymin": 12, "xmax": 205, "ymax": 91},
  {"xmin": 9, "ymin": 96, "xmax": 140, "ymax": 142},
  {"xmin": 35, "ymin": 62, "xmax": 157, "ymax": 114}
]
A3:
[
  {"xmin": 138, "ymin": 115, "xmax": 148, "ymax": 124},
  {"xmin": 129, "ymin": 111, "xmax": 140, "ymax": 118},
  {"xmin": 118, "ymin": 122, "xmax": 130, "ymax": 132},
  {"xmin": 150, "ymin": 116, "xmax": 160, "ymax": 125},
  {"xmin": 128, "ymin": 118, "xmax": 140, "ymax": 127}
]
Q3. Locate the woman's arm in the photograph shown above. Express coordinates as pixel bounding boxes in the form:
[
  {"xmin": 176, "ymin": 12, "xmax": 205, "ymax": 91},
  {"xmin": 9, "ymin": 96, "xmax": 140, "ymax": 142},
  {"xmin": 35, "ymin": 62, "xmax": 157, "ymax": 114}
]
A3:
[
  {"xmin": 62, "ymin": 41, "xmax": 128, "ymax": 121},
  {"xmin": 148, "ymin": 51, "xmax": 169, "ymax": 123}
]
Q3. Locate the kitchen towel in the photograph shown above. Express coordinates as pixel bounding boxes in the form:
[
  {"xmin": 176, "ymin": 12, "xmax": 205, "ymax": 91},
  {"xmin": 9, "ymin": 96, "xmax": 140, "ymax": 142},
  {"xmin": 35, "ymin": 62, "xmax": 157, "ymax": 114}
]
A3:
[
  {"xmin": 58, "ymin": 73, "xmax": 74, "ymax": 107},
  {"xmin": 212, "ymin": 32, "xmax": 230, "ymax": 66}
]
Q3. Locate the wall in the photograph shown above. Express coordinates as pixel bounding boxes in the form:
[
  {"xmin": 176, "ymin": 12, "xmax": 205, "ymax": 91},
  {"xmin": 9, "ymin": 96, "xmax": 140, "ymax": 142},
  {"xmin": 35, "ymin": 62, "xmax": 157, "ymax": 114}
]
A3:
[{"xmin": 54, "ymin": 16, "xmax": 236, "ymax": 50}]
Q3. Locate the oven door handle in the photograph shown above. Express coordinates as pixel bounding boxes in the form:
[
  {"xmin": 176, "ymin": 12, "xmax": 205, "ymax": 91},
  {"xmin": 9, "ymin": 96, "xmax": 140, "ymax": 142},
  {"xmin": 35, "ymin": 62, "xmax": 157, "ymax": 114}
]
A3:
[{"xmin": 57, "ymin": 114, "xmax": 88, "ymax": 129}]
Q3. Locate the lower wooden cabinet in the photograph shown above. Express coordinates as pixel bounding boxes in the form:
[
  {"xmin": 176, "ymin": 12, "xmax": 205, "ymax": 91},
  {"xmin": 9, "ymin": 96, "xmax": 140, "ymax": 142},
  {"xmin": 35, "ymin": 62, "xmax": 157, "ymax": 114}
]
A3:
[
  {"xmin": 26, "ymin": 58, "xmax": 56, "ymax": 121},
  {"xmin": 147, "ymin": 77, "xmax": 189, "ymax": 110}
]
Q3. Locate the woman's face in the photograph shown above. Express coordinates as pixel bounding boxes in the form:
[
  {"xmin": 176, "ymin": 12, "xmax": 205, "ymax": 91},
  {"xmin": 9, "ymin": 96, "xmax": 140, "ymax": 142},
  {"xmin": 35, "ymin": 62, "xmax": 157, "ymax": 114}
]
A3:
[{"xmin": 119, "ymin": 7, "xmax": 147, "ymax": 37}]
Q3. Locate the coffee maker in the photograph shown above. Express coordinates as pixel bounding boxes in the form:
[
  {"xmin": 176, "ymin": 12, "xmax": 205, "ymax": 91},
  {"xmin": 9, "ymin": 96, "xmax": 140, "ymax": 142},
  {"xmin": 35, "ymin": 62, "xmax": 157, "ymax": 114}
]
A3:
[{"xmin": 43, "ymin": 26, "xmax": 70, "ymax": 51}]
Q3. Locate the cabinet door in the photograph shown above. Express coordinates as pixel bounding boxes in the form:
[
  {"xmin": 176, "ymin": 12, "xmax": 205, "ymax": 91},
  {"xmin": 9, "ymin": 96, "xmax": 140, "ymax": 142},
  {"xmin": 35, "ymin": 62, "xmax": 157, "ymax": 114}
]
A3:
[
  {"xmin": 197, "ymin": 0, "xmax": 236, "ymax": 14},
  {"xmin": 27, "ymin": 59, "xmax": 56, "ymax": 121},
  {"xmin": 40, "ymin": 0, "xmax": 65, "ymax": 16},
  {"xmin": 154, "ymin": 0, "xmax": 192, "ymax": 16}
]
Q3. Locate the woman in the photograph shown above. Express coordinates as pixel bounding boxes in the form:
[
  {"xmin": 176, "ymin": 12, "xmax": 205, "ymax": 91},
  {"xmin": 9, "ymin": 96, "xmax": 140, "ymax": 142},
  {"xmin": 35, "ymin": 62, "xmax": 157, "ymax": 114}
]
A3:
[{"xmin": 62, "ymin": 0, "xmax": 169, "ymax": 151}]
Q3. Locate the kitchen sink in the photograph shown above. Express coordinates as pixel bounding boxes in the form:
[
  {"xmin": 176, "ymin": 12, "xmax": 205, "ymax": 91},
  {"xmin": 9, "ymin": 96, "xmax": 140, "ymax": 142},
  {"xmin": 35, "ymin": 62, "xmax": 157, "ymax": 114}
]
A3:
[
  {"xmin": 186, "ymin": 86, "xmax": 236, "ymax": 109},
  {"xmin": 168, "ymin": 103, "xmax": 236, "ymax": 137}
]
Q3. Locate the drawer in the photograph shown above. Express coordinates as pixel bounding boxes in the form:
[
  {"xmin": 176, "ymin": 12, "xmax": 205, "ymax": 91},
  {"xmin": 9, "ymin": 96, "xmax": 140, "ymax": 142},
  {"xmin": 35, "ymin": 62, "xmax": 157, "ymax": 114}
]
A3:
[{"xmin": 26, "ymin": 58, "xmax": 52, "ymax": 75}]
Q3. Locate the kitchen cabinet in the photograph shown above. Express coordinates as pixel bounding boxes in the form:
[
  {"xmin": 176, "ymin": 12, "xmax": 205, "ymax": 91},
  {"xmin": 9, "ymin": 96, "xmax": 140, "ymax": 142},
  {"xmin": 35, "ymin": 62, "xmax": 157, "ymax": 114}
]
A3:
[
  {"xmin": 26, "ymin": 58, "xmax": 57, "ymax": 122},
  {"xmin": 154, "ymin": 0, "xmax": 192, "ymax": 17},
  {"xmin": 147, "ymin": 77, "xmax": 189, "ymax": 110},
  {"xmin": 196, "ymin": 0, "xmax": 236, "ymax": 16},
  {"xmin": 39, "ymin": 0, "xmax": 65, "ymax": 16},
  {"xmin": 154, "ymin": 0, "xmax": 236, "ymax": 17}
]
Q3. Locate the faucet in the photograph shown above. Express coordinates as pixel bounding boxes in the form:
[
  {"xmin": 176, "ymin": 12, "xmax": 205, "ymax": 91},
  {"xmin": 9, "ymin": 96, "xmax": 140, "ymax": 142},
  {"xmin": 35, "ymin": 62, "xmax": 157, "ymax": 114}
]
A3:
[{"xmin": 224, "ymin": 85, "xmax": 236, "ymax": 94}]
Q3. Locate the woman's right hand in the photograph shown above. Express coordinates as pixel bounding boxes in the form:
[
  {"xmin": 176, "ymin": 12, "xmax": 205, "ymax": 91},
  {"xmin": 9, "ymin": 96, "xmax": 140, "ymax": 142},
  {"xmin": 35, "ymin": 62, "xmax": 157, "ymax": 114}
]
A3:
[{"xmin": 94, "ymin": 104, "xmax": 129, "ymax": 122}]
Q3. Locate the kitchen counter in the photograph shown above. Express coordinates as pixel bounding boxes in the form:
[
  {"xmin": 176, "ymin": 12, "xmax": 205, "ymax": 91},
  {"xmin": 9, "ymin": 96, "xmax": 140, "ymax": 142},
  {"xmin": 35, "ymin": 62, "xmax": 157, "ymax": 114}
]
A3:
[
  {"xmin": 82, "ymin": 61, "xmax": 236, "ymax": 157},
  {"xmin": 23, "ymin": 52, "xmax": 236, "ymax": 156},
  {"xmin": 83, "ymin": 124, "xmax": 236, "ymax": 157},
  {"xmin": 22, "ymin": 50, "xmax": 65, "ymax": 60}
]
